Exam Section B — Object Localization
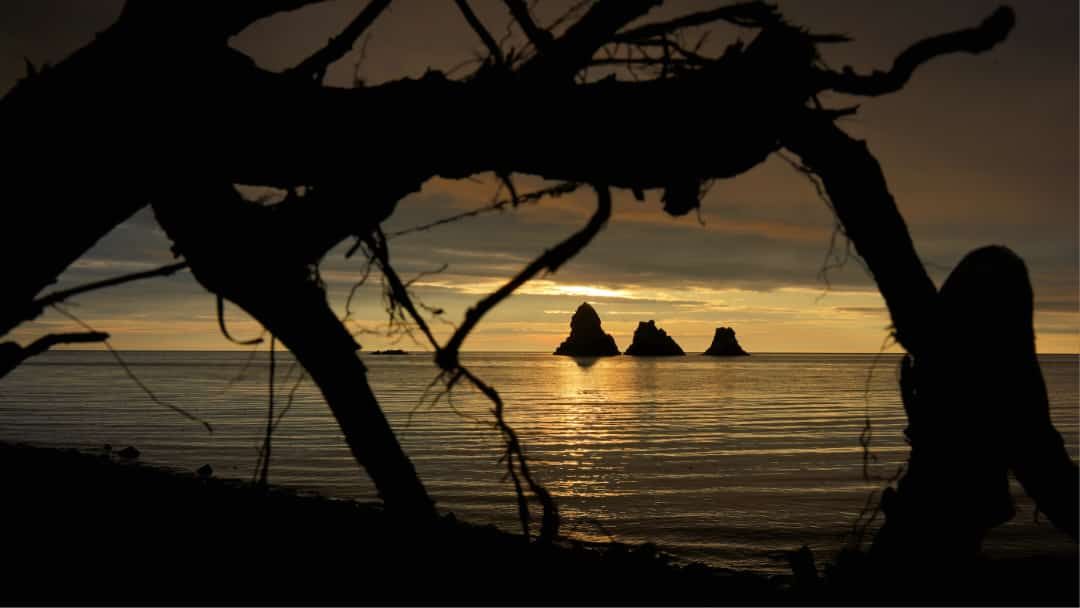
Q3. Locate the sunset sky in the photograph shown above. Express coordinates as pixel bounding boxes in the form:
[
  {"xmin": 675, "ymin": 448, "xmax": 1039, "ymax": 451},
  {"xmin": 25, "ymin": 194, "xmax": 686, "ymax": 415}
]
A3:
[{"xmin": 2, "ymin": 0, "xmax": 1076, "ymax": 353}]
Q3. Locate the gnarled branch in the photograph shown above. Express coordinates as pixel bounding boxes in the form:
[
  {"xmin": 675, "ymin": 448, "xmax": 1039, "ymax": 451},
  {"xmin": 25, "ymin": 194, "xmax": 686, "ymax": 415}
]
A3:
[
  {"xmin": 289, "ymin": 0, "xmax": 393, "ymax": 82},
  {"xmin": 439, "ymin": 185, "xmax": 612, "ymax": 365},
  {"xmin": 454, "ymin": 0, "xmax": 506, "ymax": 66},
  {"xmin": 502, "ymin": 0, "xmax": 554, "ymax": 54},
  {"xmin": 614, "ymin": 1, "xmax": 783, "ymax": 42},
  {"xmin": 518, "ymin": 0, "xmax": 660, "ymax": 80},
  {"xmin": 29, "ymin": 262, "xmax": 189, "ymax": 323},
  {"xmin": 0, "ymin": 331, "xmax": 109, "ymax": 379},
  {"xmin": 814, "ymin": 6, "xmax": 1015, "ymax": 96}
]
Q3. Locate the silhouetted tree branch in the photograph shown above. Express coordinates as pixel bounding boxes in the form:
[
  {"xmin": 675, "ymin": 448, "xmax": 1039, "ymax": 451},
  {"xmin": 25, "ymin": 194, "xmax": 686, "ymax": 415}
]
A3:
[
  {"xmin": 212, "ymin": 0, "xmax": 336, "ymax": 38},
  {"xmin": 813, "ymin": 6, "xmax": 1016, "ymax": 96},
  {"xmin": 385, "ymin": 182, "xmax": 580, "ymax": 240},
  {"xmin": 782, "ymin": 110, "xmax": 1077, "ymax": 568},
  {"xmin": 454, "ymin": 0, "xmax": 506, "ymax": 67},
  {"xmin": 0, "ymin": 3, "xmax": 1016, "ymax": 345},
  {"xmin": 439, "ymin": 185, "xmax": 611, "ymax": 364},
  {"xmin": 363, "ymin": 185, "xmax": 611, "ymax": 540},
  {"xmin": 517, "ymin": 0, "xmax": 659, "ymax": 80},
  {"xmin": 153, "ymin": 182, "xmax": 435, "ymax": 519},
  {"xmin": 7, "ymin": 3, "xmax": 1068, "ymax": 568},
  {"xmin": 289, "ymin": 0, "xmax": 393, "ymax": 82},
  {"xmin": 501, "ymin": 0, "xmax": 554, "ymax": 54},
  {"xmin": 29, "ymin": 262, "xmax": 189, "ymax": 322},
  {"xmin": 781, "ymin": 116, "xmax": 937, "ymax": 356},
  {"xmin": 613, "ymin": 2, "xmax": 783, "ymax": 42},
  {"xmin": 0, "ymin": 331, "xmax": 109, "ymax": 379}
]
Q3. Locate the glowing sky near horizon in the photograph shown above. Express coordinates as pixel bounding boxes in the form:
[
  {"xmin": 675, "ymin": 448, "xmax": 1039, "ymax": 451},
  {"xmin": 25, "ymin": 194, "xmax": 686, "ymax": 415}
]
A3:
[{"xmin": 0, "ymin": 0, "xmax": 1076, "ymax": 353}]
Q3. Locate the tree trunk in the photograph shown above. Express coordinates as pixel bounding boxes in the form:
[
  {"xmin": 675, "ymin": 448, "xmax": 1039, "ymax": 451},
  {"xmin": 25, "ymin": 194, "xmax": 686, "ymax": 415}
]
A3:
[
  {"xmin": 153, "ymin": 184, "xmax": 435, "ymax": 519},
  {"xmin": 782, "ymin": 117, "xmax": 1078, "ymax": 566}
]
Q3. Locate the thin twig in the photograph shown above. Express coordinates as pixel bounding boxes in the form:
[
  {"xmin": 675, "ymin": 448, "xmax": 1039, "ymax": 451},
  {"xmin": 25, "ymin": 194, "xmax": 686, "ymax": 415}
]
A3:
[
  {"xmin": 51, "ymin": 304, "xmax": 212, "ymax": 432},
  {"xmin": 289, "ymin": 0, "xmax": 393, "ymax": 82},
  {"xmin": 257, "ymin": 334, "xmax": 276, "ymax": 486},
  {"xmin": 440, "ymin": 185, "xmax": 611, "ymax": 361},
  {"xmin": 453, "ymin": 0, "xmax": 506, "ymax": 66},
  {"xmin": 614, "ymin": 2, "xmax": 782, "ymax": 43},
  {"xmin": 217, "ymin": 295, "xmax": 265, "ymax": 345},
  {"xmin": 253, "ymin": 365, "xmax": 307, "ymax": 478},
  {"xmin": 502, "ymin": 0, "xmax": 554, "ymax": 53},
  {"xmin": 215, "ymin": 330, "xmax": 270, "ymax": 397},
  {"xmin": 31, "ymin": 262, "xmax": 189, "ymax": 318},
  {"xmin": 396, "ymin": 185, "xmax": 610, "ymax": 542},
  {"xmin": 0, "ymin": 331, "xmax": 109, "ymax": 379},
  {"xmin": 387, "ymin": 182, "xmax": 580, "ymax": 240}
]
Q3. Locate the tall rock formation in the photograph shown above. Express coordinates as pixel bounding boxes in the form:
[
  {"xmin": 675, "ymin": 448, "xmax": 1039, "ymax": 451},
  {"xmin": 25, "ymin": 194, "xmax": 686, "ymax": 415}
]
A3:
[
  {"xmin": 624, "ymin": 320, "xmax": 685, "ymax": 356},
  {"xmin": 553, "ymin": 303, "xmax": 620, "ymax": 356},
  {"xmin": 703, "ymin": 327, "xmax": 749, "ymax": 356}
]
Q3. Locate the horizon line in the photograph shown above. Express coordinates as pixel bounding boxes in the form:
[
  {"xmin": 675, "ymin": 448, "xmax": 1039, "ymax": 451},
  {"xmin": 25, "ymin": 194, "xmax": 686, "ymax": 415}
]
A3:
[{"xmin": 46, "ymin": 348, "xmax": 1080, "ymax": 355}]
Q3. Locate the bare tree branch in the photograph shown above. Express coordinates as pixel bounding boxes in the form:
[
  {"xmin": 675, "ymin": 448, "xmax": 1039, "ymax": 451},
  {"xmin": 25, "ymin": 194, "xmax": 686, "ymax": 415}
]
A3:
[
  {"xmin": 518, "ymin": 0, "xmax": 660, "ymax": 80},
  {"xmin": 502, "ymin": 0, "xmax": 554, "ymax": 54},
  {"xmin": 454, "ymin": 0, "xmax": 506, "ymax": 66},
  {"xmin": 257, "ymin": 334, "xmax": 276, "ymax": 486},
  {"xmin": 153, "ymin": 182, "xmax": 433, "ymax": 515},
  {"xmin": 436, "ymin": 185, "xmax": 612, "ymax": 542},
  {"xmin": 51, "ymin": 303, "xmax": 214, "ymax": 432},
  {"xmin": 214, "ymin": 0, "xmax": 336, "ymax": 38},
  {"xmin": 0, "ymin": 4, "xmax": 1020, "ymax": 347},
  {"xmin": 386, "ymin": 182, "xmax": 580, "ymax": 240},
  {"xmin": 814, "ymin": 6, "xmax": 1015, "ymax": 96},
  {"xmin": 614, "ymin": 2, "xmax": 783, "ymax": 42},
  {"xmin": 30, "ymin": 262, "xmax": 189, "ymax": 320},
  {"xmin": 0, "ymin": 332, "xmax": 109, "ymax": 379},
  {"xmin": 781, "ymin": 114, "xmax": 937, "ymax": 355},
  {"xmin": 439, "ymin": 185, "xmax": 612, "ymax": 365},
  {"xmin": 363, "ymin": 185, "xmax": 611, "ymax": 541},
  {"xmin": 217, "ymin": 294, "xmax": 265, "ymax": 345},
  {"xmin": 289, "ymin": 0, "xmax": 393, "ymax": 82}
]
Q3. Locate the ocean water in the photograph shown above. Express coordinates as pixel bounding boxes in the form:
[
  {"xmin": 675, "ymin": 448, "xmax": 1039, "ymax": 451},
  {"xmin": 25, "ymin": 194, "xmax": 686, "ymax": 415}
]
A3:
[{"xmin": 0, "ymin": 351, "xmax": 1075, "ymax": 572}]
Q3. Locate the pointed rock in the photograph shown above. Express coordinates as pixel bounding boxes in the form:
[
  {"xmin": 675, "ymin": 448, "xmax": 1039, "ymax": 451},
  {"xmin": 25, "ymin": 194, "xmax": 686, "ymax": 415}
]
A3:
[
  {"xmin": 553, "ymin": 303, "xmax": 620, "ymax": 356},
  {"xmin": 625, "ymin": 320, "xmax": 685, "ymax": 356},
  {"xmin": 704, "ymin": 327, "xmax": 749, "ymax": 356}
]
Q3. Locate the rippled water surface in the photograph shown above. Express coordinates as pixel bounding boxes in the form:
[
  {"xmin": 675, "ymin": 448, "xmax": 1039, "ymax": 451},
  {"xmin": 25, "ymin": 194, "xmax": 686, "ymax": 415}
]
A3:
[{"xmin": 1, "ymin": 351, "xmax": 1076, "ymax": 572}]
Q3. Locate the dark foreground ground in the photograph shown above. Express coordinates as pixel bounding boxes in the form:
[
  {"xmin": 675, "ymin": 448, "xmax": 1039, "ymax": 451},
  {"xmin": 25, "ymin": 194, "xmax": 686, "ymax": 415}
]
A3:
[{"xmin": 1, "ymin": 442, "xmax": 1075, "ymax": 606}]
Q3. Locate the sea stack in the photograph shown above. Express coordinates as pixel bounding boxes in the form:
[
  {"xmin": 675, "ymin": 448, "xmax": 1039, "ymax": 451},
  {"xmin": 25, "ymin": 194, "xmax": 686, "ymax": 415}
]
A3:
[
  {"xmin": 624, "ymin": 320, "xmax": 685, "ymax": 356},
  {"xmin": 704, "ymin": 327, "xmax": 749, "ymax": 356},
  {"xmin": 553, "ymin": 303, "xmax": 620, "ymax": 356}
]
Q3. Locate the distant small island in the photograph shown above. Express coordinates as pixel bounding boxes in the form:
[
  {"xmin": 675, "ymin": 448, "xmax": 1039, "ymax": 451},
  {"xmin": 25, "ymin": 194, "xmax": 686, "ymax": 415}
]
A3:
[
  {"xmin": 704, "ymin": 327, "xmax": 749, "ymax": 356},
  {"xmin": 553, "ymin": 303, "xmax": 620, "ymax": 356},
  {"xmin": 370, "ymin": 349, "xmax": 408, "ymax": 356},
  {"xmin": 625, "ymin": 320, "xmax": 685, "ymax": 356}
]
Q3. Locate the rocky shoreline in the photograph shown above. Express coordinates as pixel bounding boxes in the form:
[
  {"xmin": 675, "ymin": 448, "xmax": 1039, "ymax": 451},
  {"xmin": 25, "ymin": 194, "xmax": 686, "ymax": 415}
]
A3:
[
  {"xmin": 1, "ymin": 441, "xmax": 1074, "ymax": 604},
  {"xmin": 0, "ymin": 441, "xmax": 780, "ymax": 604}
]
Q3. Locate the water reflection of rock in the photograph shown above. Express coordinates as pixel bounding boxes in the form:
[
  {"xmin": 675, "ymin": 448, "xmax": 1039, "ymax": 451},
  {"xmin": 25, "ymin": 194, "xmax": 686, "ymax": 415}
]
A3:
[
  {"xmin": 553, "ymin": 303, "xmax": 620, "ymax": 357},
  {"xmin": 573, "ymin": 357, "xmax": 599, "ymax": 369}
]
